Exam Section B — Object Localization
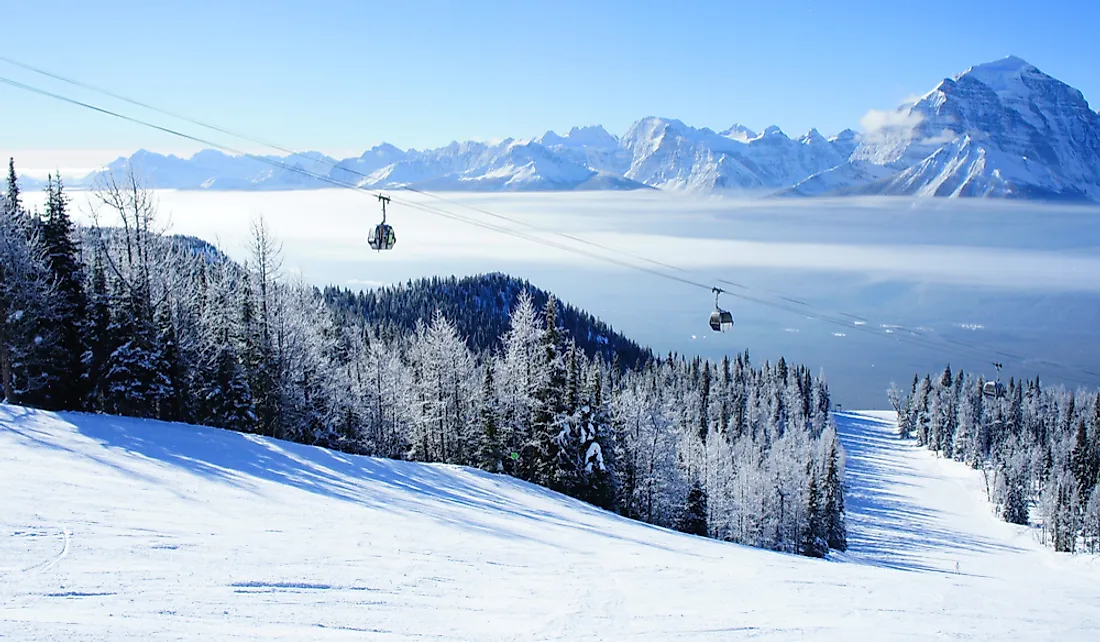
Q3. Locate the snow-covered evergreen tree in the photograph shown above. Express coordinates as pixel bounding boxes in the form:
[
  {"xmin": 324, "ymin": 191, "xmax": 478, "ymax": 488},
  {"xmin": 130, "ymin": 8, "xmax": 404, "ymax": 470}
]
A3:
[
  {"xmin": 530, "ymin": 295, "xmax": 569, "ymax": 489},
  {"xmin": 407, "ymin": 309, "xmax": 475, "ymax": 464},
  {"xmin": 0, "ymin": 161, "xmax": 55, "ymax": 404},
  {"xmin": 573, "ymin": 363, "xmax": 615, "ymax": 510},
  {"xmin": 496, "ymin": 288, "xmax": 543, "ymax": 477}
]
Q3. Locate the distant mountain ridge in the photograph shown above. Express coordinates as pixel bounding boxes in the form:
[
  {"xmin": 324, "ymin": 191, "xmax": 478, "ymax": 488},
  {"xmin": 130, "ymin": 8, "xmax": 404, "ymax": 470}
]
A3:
[{"xmin": 58, "ymin": 56, "xmax": 1100, "ymax": 202}]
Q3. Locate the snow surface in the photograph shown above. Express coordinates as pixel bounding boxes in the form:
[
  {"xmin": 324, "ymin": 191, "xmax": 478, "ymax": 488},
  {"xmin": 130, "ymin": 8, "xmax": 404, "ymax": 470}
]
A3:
[{"xmin": 2, "ymin": 405, "xmax": 1098, "ymax": 640}]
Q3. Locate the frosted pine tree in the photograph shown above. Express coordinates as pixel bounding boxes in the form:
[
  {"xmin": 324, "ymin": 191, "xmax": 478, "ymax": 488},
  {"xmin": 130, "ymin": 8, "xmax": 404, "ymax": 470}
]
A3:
[
  {"xmin": 574, "ymin": 363, "xmax": 615, "ymax": 509},
  {"xmin": 496, "ymin": 289, "xmax": 544, "ymax": 478},
  {"xmin": 103, "ymin": 272, "xmax": 171, "ymax": 419},
  {"xmin": 0, "ymin": 163, "xmax": 55, "ymax": 404},
  {"xmin": 530, "ymin": 296, "xmax": 569, "ymax": 490},
  {"xmin": 407, "ymin": 309, "xmax": 475, "ymax": 464}
]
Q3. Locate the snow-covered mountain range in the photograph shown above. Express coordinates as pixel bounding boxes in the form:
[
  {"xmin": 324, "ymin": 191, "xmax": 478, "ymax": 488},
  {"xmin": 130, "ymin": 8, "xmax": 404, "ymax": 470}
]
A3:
[{"xmin": 74, "ymin": 56, "xmax": 1100, "ymax": 201}]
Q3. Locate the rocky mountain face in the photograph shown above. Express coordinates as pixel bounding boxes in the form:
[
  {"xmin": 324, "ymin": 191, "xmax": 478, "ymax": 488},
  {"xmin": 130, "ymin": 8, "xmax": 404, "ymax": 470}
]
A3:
[
  {"xmin": 790, "ymin": 56, "xmax": 1100, "ymax": 201},
  {"xmin": 76, "ymin": 56, "xmax": 1100, "ymax": 201}
]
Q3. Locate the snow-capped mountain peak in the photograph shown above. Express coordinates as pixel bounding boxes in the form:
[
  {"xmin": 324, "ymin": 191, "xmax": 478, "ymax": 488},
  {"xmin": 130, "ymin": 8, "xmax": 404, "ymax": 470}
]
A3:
[
  {"xmin": 564, "ymin": 125, "xmax": 618, "ymax": 148},
  {"xmin": 799, "ymin": 128, "xmax": 828, "ymax": 145},
  {"xmin": 720, "ymin": 124, "xmax": 758, "ymax": 142},
  {"xmin": 831, "ymin": 55, "xmax": 1100, "ymax": 200},
  {"xmin": 761, "ymin": 125, "xmax": 787, "ymax": 139},
  {"xmin": 76, "ymin": 56, "xmax": 1100, "ymax": 201},
  {"xmin": 960, "ymin": 55, "xmax": 1040, "ymax": 92}
]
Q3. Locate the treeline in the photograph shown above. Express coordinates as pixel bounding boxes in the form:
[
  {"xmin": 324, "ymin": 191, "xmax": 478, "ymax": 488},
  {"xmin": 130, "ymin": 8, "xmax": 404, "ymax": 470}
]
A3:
[
  {"xmin": 889, "ymin": 367, "xmax": 1100, "ymax": 552},
  {"xmin": 0, "ymin": 161, "xmax": 846, "ymax": 557}
]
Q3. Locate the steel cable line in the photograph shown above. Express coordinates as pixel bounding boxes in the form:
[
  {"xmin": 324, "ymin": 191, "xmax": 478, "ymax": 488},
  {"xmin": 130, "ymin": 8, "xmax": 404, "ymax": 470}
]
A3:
[
  {"xmin": 5, "ymin": 58, "xmax": 933, "ymax": 347},
  {"xmin": 0, "ymin": 54, "xmax": 309, "ymax": 162},
  {"xmin": 0, "ymin": 56, "xmax": 973, "ymax": 338},
  {"xmin": 0, "ymin": 73, "xmax": 1071, "ymax": 379},
  {"xmin": 2, "ymin": 70, "xmax": 1096, "ymax": 387},
  {"xmin": 0, "ymin": 55, "xmax": 740, "ymax": 282},
  {"xmin": 0, "ymin": 56, "xmax": 1072, "ymax": 350},
  {"xmin": 0, "ymin": 73, "xmax": 717, "ymax": 293}
]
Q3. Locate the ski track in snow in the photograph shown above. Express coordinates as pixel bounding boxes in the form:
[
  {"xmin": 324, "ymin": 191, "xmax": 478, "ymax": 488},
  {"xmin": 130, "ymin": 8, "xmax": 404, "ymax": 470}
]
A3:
[{"xmin": 1, "ymin": 404, "xmax": 1098, "ymax": 640}]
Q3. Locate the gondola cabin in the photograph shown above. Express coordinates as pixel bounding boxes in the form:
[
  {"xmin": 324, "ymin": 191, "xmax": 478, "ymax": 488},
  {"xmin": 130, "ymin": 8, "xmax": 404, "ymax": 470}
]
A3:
[
  {"xmin": 369, "ymin": 194, "xmax": 396, "ymax": 250},
  {"xmin": 709, "ymin": 308, "xmax": 734, "ymax": 332},
  {"xmin": 983, "ymin": 380, "xmax": 1006, "ymax": 399},
  {"xmin": 368, "ymin": 223, "xmax": 396, "ymax": 250},
  {"xmin": 709, "ymin": 287, "xmax": 734, "ymax": 332}
]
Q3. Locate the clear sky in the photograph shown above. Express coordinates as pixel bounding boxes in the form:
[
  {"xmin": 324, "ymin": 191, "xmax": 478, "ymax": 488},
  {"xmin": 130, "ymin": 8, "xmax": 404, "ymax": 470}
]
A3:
[{"xmin": 1, "ymin": 0, "xmax": 1097, "ymax": 173}]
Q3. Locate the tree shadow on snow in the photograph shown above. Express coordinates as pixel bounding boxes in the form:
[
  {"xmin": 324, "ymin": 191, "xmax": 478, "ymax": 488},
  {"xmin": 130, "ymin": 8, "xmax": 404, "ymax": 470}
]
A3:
[
  {"xmin": 834, "ymin": 412, "xmax": 1028, "ymax": 576},
  {"xmin": 20, "ymin": 408, "xmax": 698, "ymax": 557}
]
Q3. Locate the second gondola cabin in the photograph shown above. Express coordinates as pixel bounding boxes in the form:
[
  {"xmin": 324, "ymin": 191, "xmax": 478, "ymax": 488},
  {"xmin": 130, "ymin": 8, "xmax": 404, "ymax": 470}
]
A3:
[
  {"xmin": 710, "ymin": 288, "xmax": 734, "ymax": 332},
  {"xmin": 369, "ymin": 193, "xmax": 396, "ymax": 251}
]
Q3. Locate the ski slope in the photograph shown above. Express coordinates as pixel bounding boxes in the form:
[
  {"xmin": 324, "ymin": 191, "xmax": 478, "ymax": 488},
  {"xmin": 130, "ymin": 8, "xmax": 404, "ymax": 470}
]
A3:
[{"xmin": 1, "ymin": 404, "xmax": 1097, "ymax": 640}]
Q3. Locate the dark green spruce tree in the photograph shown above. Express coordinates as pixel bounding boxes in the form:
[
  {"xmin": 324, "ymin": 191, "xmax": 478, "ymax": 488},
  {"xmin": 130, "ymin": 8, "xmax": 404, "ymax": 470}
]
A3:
[
  {"xmin": 823, "ymin": 439, "xmax": 848, "ymax": 551},
  {"xmin": 677, "ymin": 479, "xmax": 708, "ymax": 537},
  {"xmin": 155, "ymin": 298, "xmax": 183, "ymax": 421},
  {"xmin": 103, "ymin": 270, "xmax": 170, "ymax": 418},
  {"xmin": 82, "ymin": 247, "xmax": 112, "ymax": 411},
  {"xmin": 199, "ymin": 326, "xmax": 255, "ymax": 432},
  {"xmin": 1071, "ymin": 418, "xmax": 1097, "ymax": 501},
  {"xmin": 801, "ymin": 472, "xmax": 828, "ymax": 558},
  {"xmin": 35, "ymin": 174, "xmax": 87, "ymax": 410},
  {"xmin": 476, "ymin": 361, "xmax": 504, "ymax": 473},
  {"xmin": 239, "ymin": 276, "xmax": 278, "ymax": 436}
]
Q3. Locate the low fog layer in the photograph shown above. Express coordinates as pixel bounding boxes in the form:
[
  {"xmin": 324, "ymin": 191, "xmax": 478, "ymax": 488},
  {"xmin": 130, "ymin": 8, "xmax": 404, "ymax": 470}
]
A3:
[{"xmin": 25, "ymin": 189, "xmax": 1100, "ymax": 407}]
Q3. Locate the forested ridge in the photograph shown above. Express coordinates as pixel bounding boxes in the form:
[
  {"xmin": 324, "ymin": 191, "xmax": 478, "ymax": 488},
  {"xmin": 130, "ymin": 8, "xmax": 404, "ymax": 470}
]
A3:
[
  {"xmin": 324, "ymin": 274, "xmax": 652, "ymax": 371},
  {"xmin": 1, "ymin": 161, "xmax": 846, "ymax": 557},
  {"xmin": 890, "ymin": 367, "xmax": 1100, "ymax": 552}
]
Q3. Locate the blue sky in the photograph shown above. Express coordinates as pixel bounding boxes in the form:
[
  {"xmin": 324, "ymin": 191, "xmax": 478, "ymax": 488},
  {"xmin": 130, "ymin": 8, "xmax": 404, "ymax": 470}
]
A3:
[{"xmin": 1, "ymin": 0, "xmax": 1097, "ymax": 171}]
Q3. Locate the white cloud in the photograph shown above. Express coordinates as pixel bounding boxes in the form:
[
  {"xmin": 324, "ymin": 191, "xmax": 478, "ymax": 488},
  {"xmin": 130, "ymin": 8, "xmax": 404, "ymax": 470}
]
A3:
[
  {"xmin": 920, "ymin": 128, "xmax": 959, "ymax": 146},
  {"xmin": 859, "ymin": 108, "xmax": 924, "ymax": 137},
  {"xmin": 346, "ymin": 278, "xmax": 389, "ymax": 288}
]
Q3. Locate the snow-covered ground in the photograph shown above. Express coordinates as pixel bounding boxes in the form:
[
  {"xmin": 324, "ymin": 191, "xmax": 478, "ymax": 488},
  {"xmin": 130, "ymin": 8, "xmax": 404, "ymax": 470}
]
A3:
[{"xmin": 2, "ymin": 405, "xmax": 1097, "ymax": 640}]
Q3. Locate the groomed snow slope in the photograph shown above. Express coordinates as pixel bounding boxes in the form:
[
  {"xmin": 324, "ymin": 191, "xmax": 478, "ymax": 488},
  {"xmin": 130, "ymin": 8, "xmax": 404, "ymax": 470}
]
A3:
[{"xmin": 2, "ymin": 405, "xmax": 1097, "ymax": 640}]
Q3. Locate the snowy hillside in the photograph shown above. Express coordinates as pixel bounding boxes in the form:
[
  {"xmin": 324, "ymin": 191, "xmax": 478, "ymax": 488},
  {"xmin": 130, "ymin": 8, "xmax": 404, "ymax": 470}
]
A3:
[
  {"xmin": 71, "ymin": 56, "xmax": 1100, "ymax": 201},
  {"xmin": 3, "ymin": 404, "xmax": 1098, "ymax": 640}
]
